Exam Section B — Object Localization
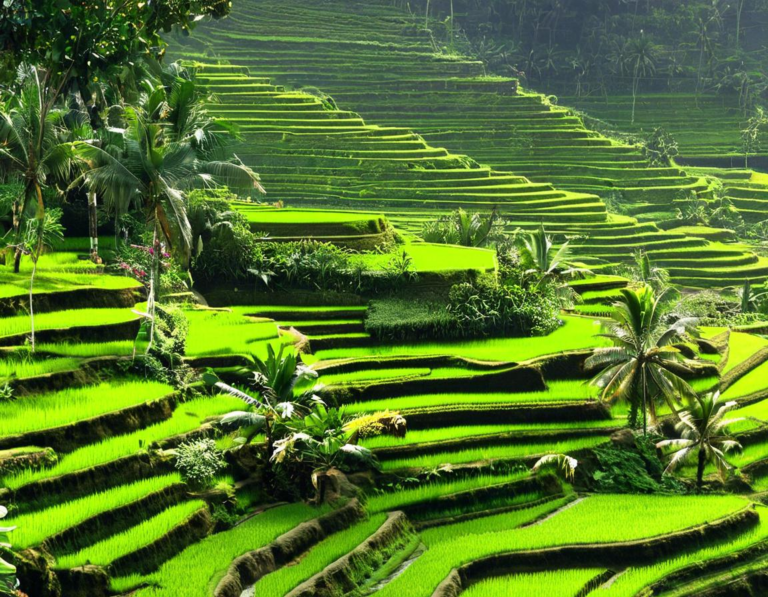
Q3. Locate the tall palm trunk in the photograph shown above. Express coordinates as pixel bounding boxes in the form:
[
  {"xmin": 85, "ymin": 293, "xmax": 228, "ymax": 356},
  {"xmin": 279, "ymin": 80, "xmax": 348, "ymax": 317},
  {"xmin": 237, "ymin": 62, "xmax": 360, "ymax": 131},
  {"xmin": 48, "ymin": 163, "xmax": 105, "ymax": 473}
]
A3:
[
  {"xmin": 424, "ymin": 0, "xmax": 430, "ymax": 29},
  {"xmin": 696, "ymin": 446, "xmax": 706, "ymax": 490},
  {"xmin": 88, "ymin": 191, "xmax": 99, "ymax": 263}
]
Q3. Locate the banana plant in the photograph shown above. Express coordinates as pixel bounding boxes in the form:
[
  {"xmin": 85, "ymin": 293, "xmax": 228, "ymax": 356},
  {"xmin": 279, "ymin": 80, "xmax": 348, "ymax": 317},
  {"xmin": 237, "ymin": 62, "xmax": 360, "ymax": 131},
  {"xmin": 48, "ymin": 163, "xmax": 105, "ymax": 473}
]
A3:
[{"xmin": 0, "ymin": 505, "xmax": 16, "ymax": 596}]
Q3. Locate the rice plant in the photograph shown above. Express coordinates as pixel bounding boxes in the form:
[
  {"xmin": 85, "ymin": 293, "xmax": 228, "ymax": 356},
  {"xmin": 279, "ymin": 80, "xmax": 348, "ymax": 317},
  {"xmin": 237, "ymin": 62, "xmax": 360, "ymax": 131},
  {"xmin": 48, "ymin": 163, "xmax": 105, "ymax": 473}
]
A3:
[
  {"xmin": 345, "ymin": 380, "xmax": 598, "ymax": 415},
  {"xmin": 315, "ymin": 315, "xmax": 607, "ymax": 361},
  {"xmin": 593, "ymin": 506, "xmax": 768, "ymax": 596},
  {"xmin": 184, "ymin": 308, "xmax": 279, "ymax": 357},
  {"xmin": 111, "ymin": 503, "xmax": 326, "ymax": 596},
  {"xmin": 0, "ymin": 308, "xmax": 139, "ymax": 339},
  {"xmin": 250, "ymin": 514, "xmax": 386, "ymax": 596},
  {"xmin": 55, "ymin": 500, "xmax": 206, "ymax": 568},
  {"xmin": 367, "ymin": 471, "xmax": 529, "ymax": 513},
  {"xmin": 463, "ymin": 569, "xmax": 604, "ymax": 597},
  {"xmin": 36, "ymin": 341, "xmax": 137, "ymax": 358},
  {"xmin": 361, "ymin": 420, "xmax": 620, "ymax": 449},
  {"xmin": 10, "ymin": 473, "xmax": 183, "ymax": 548},
  {"xmin": 376, "ymin": 494, "xmax": 748, "ymax": 597},
  {"xmin": 723, "ymin": 332, "xmax": 768, "ymax": 375},
  {"xmin": 0, "ymin": 380, "xmax": 173, "ymax": 438},
  {"xmin": 0, "ymin": 271, "xmax": 139, "ymax": 299},
  {"xmin": 379, "ymin": 437, "xmax": 608, "ymax": 471},
  {"xmin": 319, "ymin": 367, "xmax": 432, "ymax": 385},
  {"xmin": 0, "ymin": 357, "xmax": 81, "ymax": 381},
  {"xmin": 3, "ymin": 395, "xmax": 242, "ymax": 489}
]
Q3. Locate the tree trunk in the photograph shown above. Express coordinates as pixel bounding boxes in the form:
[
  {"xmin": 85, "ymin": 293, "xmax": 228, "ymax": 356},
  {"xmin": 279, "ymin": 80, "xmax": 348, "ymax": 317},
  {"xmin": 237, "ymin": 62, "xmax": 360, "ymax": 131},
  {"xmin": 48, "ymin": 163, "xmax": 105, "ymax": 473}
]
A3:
[
  {"xmin": 641, "ymin": 365, "xmax": 648, "ymax": 437},
  {"xmin": 425, "ymin": 0, "xmax": 430, "ymax": 29},
  {"xmin": 88, "ymin": 191, "xmax": 99, "ymax": 263},
  {"xmin": 696, "ymin": 446, "xmax": 706, "ymax": 491},
  {"xmin": 29, "ymin": 256, "xmax": 37, "ymax": 353},
  {"xmin": 736, "ymin": 0, "xmax": 744, "ymax": 50},
  {"xmin": 13, "ymin": 249, "xmax": 22, "ymax": 274},
  {"xmin": 146, "ymin": 217, "xmax": 159, "ymax": 353}
]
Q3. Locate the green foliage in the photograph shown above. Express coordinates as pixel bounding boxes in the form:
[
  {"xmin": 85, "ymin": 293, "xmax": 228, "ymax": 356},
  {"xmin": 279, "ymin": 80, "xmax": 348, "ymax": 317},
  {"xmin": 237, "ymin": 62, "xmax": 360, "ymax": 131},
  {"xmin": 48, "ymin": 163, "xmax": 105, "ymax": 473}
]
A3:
[
  {"xmin": 188, "ymin": 188, "xmax": 257, "ymax": 282},
  {"xmin": 0, "ymin": 506, "xmax": 15, "ymax": 596},
  {"xmin": 462, "ymin": 569, "xmax": 603, "ymax": 597},
  {"xmin": 174, "ymin": 439, "xmax": 226, "ymax": 489},
  {"xmin": 420, "ymin": 208, "xmax": 505, "ymax": 247},
  {"xmin": 448, "ymin": 280, "xmax": 561, "ymax": 337},
  {"xmin": 644, "ymin": 127, "xmax": 679, "ymax": 166},
  {"xmin": 365, "ymin": 299, "xmax": 460, "ymax": 341},
  {"xmin": 586, "ymin": 286, "xmax": 698, "ymax": 433},
  {"xmin": 657, "ymin": 391, "xmax": 744, "ymax": 489},
  {"xmin": 592, "ymin": 442, "xmax": 683, "ymax": 494}
]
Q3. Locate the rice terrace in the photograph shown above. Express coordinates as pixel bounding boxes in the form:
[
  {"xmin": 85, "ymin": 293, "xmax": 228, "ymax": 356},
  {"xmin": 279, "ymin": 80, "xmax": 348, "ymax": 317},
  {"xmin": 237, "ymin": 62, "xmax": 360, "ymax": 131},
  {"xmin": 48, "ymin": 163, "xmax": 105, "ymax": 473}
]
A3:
[{"xmin": 7, "ymin": 1, "xmax": 768, "ymax": 596}]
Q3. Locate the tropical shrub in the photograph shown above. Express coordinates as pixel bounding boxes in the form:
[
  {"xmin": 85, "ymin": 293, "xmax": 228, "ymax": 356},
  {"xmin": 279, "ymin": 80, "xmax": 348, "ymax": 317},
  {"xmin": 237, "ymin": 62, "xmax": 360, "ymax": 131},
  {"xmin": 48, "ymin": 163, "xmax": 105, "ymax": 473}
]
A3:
[
  {"xmin": 420, "ymin": 208, "xmax": 505, "ymax": 247},
  {"xmin": 188, "ymin": 188, "xmax": 257, "ymax": 283},
  {"xmin": 643, "ymin": 127, "xmax": 679, "ymax": 166},
  {"xmin": 448, "ymin": 280, "xmax": 561, "ymax": 337},
  {"xmin": 174, "ymin": 439, "xmax": 226, "ymax": 489}
]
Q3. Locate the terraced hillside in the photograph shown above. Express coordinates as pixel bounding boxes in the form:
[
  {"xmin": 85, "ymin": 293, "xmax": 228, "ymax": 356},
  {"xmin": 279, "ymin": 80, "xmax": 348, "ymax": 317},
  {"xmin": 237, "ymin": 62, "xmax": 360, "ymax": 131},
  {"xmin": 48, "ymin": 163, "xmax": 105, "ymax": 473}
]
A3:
[
  {"xmin": 166, "ymin": 3, "xmax": 768, "ymax": 288},
  {"xmin": 7, "ymin": 240, "xmax": 768, "ymax": 596},
  {"xmin": 178, "ymin": 1, "xmax": 717, "ymax": 210},
  {"xmin": 563, "ymin": 93, "xmax": 758, "ymax": 168}
]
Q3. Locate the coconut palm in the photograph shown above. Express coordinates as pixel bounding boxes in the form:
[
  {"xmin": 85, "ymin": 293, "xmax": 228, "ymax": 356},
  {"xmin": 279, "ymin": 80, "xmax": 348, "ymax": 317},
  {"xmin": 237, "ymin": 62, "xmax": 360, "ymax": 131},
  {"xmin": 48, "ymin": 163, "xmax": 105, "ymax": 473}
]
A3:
[
  {"xmin": 0, "ymin": 67, "xmax": 73, "ymax": 272},
  {"xmin": 656, "ymin": 392, "xmax": 743, "ymax": 490},
  {"xmin": 70, "ymin": 97, "xmax": 261, "ymax": 348},
  {"xmin": 585, "ymin": 286, "xmax": 699, "ymax": 436},
  {"xmin": 624, "ymin": 34, "xmax": 656, "ymax": 124},
  {"xmin": 738, "ymin": 279, "xmax": 768, "ymax": 314}
]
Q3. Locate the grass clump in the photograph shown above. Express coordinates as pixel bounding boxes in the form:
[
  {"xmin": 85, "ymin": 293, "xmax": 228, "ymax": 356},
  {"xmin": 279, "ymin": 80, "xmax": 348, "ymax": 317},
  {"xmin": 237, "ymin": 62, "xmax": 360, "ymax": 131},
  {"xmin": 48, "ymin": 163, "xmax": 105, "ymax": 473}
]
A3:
[
  {"xmin": 0, "ymin": 380, "xmax": 173, "ymax": 437},
  {"xmin": 365, "ymin": 299, "xmax": 461, "ymax": 341},
  {"xmin": 10, "ymin": 473, "xmax": 183, "ymax": 549},
  {"xmin": 55, "ymin": 499, "xmax": 206, "ymax": 568}
]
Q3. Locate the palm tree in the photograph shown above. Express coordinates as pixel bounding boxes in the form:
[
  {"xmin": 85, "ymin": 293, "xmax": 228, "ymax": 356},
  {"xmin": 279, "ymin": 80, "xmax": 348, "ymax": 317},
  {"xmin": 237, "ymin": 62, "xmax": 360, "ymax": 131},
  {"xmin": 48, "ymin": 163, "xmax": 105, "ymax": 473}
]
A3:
[
  {"xmin": 624, "ymin": 34, "xmax": 656, "ymax": 124},
  {"xmin": 656, "ymin": 392, "xmax": 743, "ymax": 490},
  {"xmin": 71, "ymin": 91, "xmax": 262, "ymax": 348},
  {"xmin": 0, "ymin": 67, "xmax": 73, "ymax": 272},
  {"xmin": 585, "ymin": 286, "xmax": 698, "ymax": 436},
  {"xmin": 19, "ymin": 209, "xmax": 65, "ymax": 352}
]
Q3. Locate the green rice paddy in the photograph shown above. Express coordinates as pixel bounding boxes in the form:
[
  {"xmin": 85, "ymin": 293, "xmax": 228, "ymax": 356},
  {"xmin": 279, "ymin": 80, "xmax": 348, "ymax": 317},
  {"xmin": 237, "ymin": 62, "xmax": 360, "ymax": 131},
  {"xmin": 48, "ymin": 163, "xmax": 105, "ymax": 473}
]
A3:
[
  {"xmin": 315, "ymin": 315, "xmax": 606, "ymax": 361},
  {"xmin": 379, "ymin": 436, "xmax": 608, "ymax": 471},
  {"xmin": 464, "ymin": 569, "xmax": 604, "ymax": 597},
  {"xmin": 0, "ymin": 380, "xmax": 172, "ymax": 437}
]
